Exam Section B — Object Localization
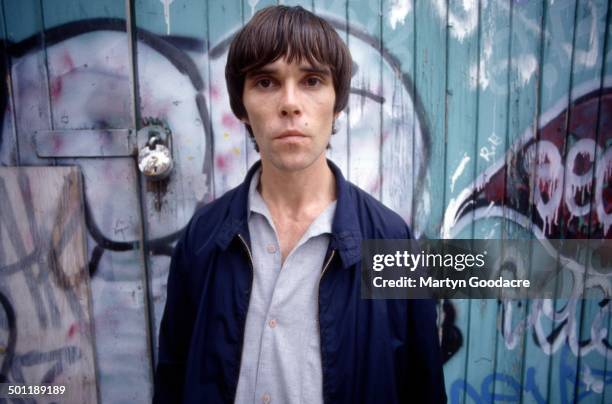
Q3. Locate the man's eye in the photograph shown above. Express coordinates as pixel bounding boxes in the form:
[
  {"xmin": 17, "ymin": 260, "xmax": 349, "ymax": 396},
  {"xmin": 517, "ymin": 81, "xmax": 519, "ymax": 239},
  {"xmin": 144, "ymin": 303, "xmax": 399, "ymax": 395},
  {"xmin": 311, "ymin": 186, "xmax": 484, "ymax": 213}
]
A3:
[
  {"xmin": 256, "ymin": 79, "xmax": 272, "ymax": 88},
  {"xmin": 305, "ymin": 77, "xmax": 322, "ymax": 87}
]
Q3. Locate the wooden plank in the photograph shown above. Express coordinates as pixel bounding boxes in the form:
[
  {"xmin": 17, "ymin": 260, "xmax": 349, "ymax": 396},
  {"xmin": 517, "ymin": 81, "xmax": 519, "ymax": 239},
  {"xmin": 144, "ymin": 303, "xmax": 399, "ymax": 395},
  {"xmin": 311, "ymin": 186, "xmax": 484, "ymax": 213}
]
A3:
[
  {"xmin": 208, "ymin": 0, "xmax": 248, "ymax": 195},
  {"xmin": 313, "ymin": 0, "xmax": 349, "ymax": 177},
  {"xmin": 597, "ymin": 6, "xmax": 612, "ymax": 404},
  {"xmin": 283, "ymin": 0, "xmax": 314, "ymax": 10},
  {"xmin": 439, "ymin": 2, "xmax": 493, "ymax": 403},
  {"xmin": 380, "ymin": 0, "xmax": 417, "ymax": 228},
  {"xmin": 346, "ymin": 0, "xmax": 382, "ymax": 196},
  {"xmin": 242, "ymin": 0, "xmax": 276, "ymax": 170},
  {"xmin": 467, "ymin": 1, "xmax": 514, "ymax": 402},
  {"xmin": 133, "ymin": 0, "xmax": 213, "ymax": 377},
  {"xmin": 2, "ymin": 0, "xmax": 54, "ymax": 166},
  {"xmin": 439, "ymin": 3, "xmax": 482, "ymax": 403},
  {"xmin": 566, "ymin": 1, "xmax": 612, "ymax": 403},
  {"xmin": 134, "ymin": 0, "xmax": 204, "ymax": 37},
  {"xmin": 0, "ymin": 0, "xmax": 18, "ymax": 165},
  {"xmin": 243, "ymin": 0, "xmax": 278, "ymax": 21},
  {"xmin": 493, "ymin": 1, "xmax": 545, "ymax": 401},
  {"xmin": 415, "ymin": 0, "xmax": 448, "ymax": 238},
  {"xmin": 0, "ymin": 166, "xmax": 97, "ymax": 403},
  {"xmin": 519, "ymin": 1, "xmax": 578, "ymax": 403},
  {"xmin": 27, "ymin": 1, "xmax": 155, "ymax": 402}
]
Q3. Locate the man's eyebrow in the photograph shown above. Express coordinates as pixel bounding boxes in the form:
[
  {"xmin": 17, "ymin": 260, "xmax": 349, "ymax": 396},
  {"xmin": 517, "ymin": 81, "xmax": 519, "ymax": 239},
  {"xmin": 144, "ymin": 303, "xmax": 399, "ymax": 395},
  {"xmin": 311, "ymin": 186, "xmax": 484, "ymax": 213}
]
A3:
[
  {"xmin": 246, "ymin": 67, "xmax": 277, "ymax": 77},
  {"xmin": 246, "ymin": 65, "xmax": 331, "ymax": 78},
  {"xmin": 299, "ymin": 65, "xmax": 331, "ymax": 75}
]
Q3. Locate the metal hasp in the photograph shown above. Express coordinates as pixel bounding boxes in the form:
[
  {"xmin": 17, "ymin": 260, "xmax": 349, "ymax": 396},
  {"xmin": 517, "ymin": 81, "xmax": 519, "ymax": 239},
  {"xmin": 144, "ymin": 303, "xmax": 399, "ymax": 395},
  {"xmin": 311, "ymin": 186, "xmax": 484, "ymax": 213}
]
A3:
[{"xmin": 137, "ymin": 118, "xmax": 174, "ymax": 181}]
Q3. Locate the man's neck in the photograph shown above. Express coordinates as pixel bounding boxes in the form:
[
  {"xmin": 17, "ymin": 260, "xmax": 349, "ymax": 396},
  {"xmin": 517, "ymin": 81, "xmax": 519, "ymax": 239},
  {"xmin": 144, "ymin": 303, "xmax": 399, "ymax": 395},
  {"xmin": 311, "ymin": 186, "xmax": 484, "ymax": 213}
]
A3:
[{"xmin": 258, "ymin": 155, "xmax": 336, "ymax": 220}]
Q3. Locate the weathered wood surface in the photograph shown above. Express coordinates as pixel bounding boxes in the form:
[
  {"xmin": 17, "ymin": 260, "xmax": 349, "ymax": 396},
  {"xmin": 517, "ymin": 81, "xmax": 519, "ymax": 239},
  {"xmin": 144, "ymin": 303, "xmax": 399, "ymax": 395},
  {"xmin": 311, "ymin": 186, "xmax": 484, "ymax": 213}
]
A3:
[
  {"xmin": 0, "ymin": 0, "xmax": 611, "ymax": 402},
  {"xmin": 0, "ymin": 166, "xmax": 97, "ymax": 403}
]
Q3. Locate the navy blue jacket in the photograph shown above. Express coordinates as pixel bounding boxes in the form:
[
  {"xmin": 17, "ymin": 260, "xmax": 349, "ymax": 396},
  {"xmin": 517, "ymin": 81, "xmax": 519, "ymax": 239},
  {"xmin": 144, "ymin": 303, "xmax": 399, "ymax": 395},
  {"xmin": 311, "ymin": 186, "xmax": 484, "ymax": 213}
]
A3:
[{"xmin": 153, "ymin": 160, "xmax": 446, "ymax": 403}]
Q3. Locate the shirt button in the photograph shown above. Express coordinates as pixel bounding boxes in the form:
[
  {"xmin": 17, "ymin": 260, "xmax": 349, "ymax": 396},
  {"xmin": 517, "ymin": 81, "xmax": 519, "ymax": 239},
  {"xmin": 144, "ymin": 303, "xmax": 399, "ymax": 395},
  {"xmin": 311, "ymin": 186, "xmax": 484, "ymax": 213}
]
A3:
[
  {"xmin": 262, "ymin": 393, "xmax": 271, "ymax": 403},
  {"xmin": 266, "ymin": 244, "xmax": 276, "ymax": 253},
  {"xmin": 268, "ymin": 319, "xmax": 277, "ymax": 328}
]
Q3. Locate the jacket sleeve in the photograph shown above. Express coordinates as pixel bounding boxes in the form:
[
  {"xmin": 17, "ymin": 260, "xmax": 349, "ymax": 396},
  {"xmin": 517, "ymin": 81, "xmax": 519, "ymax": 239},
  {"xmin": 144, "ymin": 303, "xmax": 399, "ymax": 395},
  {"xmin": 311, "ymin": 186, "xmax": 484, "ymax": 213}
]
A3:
[{"xmin": 153, "ymin": 222, "xmax": 196, "ymax": 404}]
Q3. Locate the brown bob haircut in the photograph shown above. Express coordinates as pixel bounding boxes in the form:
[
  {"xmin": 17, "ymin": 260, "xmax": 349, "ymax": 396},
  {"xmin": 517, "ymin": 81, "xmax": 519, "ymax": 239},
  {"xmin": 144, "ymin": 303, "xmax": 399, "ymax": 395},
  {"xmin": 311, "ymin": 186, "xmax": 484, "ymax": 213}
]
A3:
[{"xmin": 225, "ymin": 5, "xmax": 352, "ymax": 146}]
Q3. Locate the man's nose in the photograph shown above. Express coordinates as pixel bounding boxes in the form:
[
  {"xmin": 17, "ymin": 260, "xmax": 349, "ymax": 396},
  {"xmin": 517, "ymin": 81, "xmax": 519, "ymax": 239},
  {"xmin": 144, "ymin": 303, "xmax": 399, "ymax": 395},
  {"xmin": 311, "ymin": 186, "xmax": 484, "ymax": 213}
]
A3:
[{"xmin": 279, "ymin": 83, "xmax": 301, "ymax": 117}]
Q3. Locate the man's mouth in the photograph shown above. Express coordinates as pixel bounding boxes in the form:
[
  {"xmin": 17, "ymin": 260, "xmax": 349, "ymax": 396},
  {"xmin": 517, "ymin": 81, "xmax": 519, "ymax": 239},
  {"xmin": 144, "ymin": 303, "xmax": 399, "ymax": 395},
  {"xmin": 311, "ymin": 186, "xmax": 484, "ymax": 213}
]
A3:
[{"xmin": 275, "ymin": 130, "xmax": 307, "ymax": 140}]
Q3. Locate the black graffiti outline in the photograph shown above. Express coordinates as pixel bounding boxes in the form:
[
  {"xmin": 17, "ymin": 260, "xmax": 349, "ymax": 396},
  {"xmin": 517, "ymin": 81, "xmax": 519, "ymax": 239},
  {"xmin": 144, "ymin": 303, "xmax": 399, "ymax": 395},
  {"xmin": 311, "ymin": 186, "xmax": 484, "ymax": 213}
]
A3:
[
  {"xmin": 1, "ymin": 17, "xmax": 431, "ymax": 279},
  {"xmin": 0, "ymin": 290, "xmax": 16, "ymax": 383},
  {"xmin": 0, "ymin": 16, "xmax": 450, "ymax": 366}
]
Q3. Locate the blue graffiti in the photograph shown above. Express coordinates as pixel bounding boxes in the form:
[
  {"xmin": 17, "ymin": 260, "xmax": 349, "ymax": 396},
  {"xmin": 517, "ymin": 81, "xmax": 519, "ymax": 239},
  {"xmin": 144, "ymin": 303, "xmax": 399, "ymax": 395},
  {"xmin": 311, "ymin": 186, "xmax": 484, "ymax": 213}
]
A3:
[{"xmin": 450, "ymin": 347, "xmax": 612, "ymax": 403}]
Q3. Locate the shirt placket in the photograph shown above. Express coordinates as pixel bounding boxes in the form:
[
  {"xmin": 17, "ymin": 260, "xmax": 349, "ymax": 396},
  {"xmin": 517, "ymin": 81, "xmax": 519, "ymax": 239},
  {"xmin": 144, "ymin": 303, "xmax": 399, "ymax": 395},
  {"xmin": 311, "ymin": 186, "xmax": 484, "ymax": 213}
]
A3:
[{"xmin": 253, "ymin": 219, "xmax": 282, "ymax": 404}]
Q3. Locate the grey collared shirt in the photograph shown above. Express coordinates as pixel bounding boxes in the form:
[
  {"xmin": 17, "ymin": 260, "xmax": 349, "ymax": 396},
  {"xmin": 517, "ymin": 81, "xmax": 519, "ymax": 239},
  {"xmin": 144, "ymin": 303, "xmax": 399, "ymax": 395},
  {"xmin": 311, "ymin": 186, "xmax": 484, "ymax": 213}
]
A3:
[{"xmin": 234, "ymin": 168, "xmax": 336, "ymax": 404}]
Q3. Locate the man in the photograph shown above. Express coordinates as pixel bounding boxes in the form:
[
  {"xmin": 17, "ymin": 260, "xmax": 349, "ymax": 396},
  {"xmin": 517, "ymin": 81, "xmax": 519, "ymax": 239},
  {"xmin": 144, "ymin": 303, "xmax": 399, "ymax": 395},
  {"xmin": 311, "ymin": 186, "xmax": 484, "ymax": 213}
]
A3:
[{"xmin": 153, "ymin": 5, "xmax": 445, "ymax": 404}]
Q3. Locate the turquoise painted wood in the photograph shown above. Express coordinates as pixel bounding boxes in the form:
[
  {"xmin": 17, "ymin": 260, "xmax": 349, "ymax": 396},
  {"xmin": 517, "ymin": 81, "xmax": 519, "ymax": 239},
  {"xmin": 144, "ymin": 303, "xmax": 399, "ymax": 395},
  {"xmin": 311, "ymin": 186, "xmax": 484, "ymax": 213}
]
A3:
[{"xmin": 1, "ymin": 1, "xmax": 611, "ymax": 402}]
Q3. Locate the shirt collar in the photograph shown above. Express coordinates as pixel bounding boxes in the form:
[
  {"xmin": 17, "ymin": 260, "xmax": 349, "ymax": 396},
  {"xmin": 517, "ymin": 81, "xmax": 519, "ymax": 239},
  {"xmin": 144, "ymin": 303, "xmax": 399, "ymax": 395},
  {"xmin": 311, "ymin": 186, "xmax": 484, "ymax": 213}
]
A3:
[
  {"xmin": 247, "ymin": 167, "xmax": 267, "ymax": 219},
  {"xmin": 216, "ymin": 159, "xmax": 362, "ymax": 269}
]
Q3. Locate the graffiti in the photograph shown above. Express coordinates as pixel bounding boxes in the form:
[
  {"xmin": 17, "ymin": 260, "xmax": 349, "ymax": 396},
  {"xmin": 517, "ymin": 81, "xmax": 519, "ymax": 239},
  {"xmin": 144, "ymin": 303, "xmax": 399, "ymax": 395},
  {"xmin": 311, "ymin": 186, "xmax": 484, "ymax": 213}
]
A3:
[
  {"xmin": 8, "ymin": 346, "xmax": 82, "ymax": 385},
  {"xmin": 1, "ymin": 1, "xmax": 610, "ymax": 402},
  {"xmin": 0, "ymin": 167, "xmax": 97, "ymax": 401},
  {"xmin": 0, "ymin": 291, "xmax": 16, "ymax": 383},
  {"xmin": 563, "ymin": 0, "xmax": 599, "ymax": 68},
  {"xmin": 0, "ymin": 13, "xmax": 431, "ymax": 402},
  {"xmin": 440, "ymin": 299, "xmax": 464, "ymax": 363},
  {"xmin": 449, "ymin": 347, "xmax": 612, "ymax": 404},
  {"xmin": 387, "ymin": 0, "xmax": 411, "ymax": 30},
  {"xmin": 434, "ymin": 0, "xmax": 479, "ymax": 42},
  {"xmin": 479, "ymin": 133, "xmax": 503, "ymax": 163},
  {"xmin": 501, "ymin": 299, "xmax": 612, "ymax": 358},
  {"xmin": 443, "ymin": 84, "xmax": 612, "ymax": 239},
  {"xmin": 450, "ymin": 153, "xmax": 472, "ymax": 193}
]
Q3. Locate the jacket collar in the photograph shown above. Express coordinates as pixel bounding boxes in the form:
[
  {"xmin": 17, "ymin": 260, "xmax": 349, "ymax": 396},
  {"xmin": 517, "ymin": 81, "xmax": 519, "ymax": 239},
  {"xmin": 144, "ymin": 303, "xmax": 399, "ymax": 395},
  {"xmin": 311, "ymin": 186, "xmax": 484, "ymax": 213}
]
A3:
[{"xmin": 215, "ymin": 159, "xmax": 362, "ymax": 269}]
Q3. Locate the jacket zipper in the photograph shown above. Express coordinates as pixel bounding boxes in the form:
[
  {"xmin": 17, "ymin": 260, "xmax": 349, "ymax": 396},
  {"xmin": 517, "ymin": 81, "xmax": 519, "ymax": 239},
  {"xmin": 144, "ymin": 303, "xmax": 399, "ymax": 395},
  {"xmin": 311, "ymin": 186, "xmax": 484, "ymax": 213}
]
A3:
[
  {"xmin": 317, "ymin": 249, "xmax": 335, "ymax": 402},
  {"xmin": 237, "ymin": 233, "xmax": 254, "ymax": 269},
  {"xmin": 235, "ymin": 233, "xmax": 254, "ymax": 402}
]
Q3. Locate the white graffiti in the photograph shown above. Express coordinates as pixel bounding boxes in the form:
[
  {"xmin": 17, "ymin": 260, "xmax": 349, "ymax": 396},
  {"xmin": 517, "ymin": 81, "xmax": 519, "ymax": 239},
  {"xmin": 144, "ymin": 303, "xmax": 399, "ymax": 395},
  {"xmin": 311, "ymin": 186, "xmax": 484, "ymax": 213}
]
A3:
[
  {"xmin": 450, "ymin": 152, "xmax": 471, "ymax": 193},
  {"xmin": 434, "ymin": 0, "xmax": 479, "ymax": 42},
  {"xmin": 595, "ymin": 147, "xmax": 612, "ymax": 236},
  {"xmin": 443, "ymin": 79, "xmax": 612, "ymax": 240},
  {"xmin": 522, "ymin": 139, "xmax": 611, "ymax": 236},
  {"xmin": 479, "ymin": 132, "xmax": 502, "ymax": 162},
  {"xmin": 563, "ymin": 0, "xmax": 599, "ymax": 68},
  {"xmin": 515, "ymin": 53, "xmax": 538, "ymax": 87},
  {"xmin": 501, "ymin": 297, "xmax": 612, "ymax": 359},
  {"xmin": 583, "ymin": 365, "xmax": 605, "ymax": 394},
  {"xmin": 469, "ymin": 34, "xmax": 493, "ymax": 90},
  {"xmin": 528, "ymin": 140, "xmax": 563, "ymax": 235},
  {"xmin": 388, "ymin": 0, "xmax": 411, "ymax": 30}
]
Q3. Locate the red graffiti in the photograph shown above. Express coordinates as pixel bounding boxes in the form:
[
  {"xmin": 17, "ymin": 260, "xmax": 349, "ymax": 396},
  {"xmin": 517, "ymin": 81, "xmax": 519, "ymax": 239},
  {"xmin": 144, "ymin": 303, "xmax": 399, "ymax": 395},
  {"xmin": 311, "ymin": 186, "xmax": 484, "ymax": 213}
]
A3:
[{"xmin": 447, "ymin": 88, "xmax": 612, "ymax": 238}]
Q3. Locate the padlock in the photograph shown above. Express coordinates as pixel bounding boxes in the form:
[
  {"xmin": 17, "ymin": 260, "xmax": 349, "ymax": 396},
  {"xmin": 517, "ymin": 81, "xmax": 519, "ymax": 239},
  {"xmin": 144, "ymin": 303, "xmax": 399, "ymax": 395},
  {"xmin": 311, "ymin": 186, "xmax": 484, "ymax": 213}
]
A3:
[{"xmin": 138, "ymin": 135, "xmax": 173, "ymax": 180}]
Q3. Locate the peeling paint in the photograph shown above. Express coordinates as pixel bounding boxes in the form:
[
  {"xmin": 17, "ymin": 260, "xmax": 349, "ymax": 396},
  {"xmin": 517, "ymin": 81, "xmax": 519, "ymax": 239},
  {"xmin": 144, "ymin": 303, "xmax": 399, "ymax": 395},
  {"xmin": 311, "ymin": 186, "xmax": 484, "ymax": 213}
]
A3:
[{"xmin": 160, "ymin": 0, "xmax": 175, "ymax": 35}]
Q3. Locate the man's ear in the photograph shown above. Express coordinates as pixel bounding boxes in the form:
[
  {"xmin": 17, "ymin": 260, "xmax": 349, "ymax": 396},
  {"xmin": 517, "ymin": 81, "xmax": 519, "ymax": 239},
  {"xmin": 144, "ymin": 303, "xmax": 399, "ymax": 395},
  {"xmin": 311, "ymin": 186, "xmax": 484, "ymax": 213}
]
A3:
[
  {"xmin": 333, "ymin": 111, "xmax": 341, "ymax": 120},
  {"xmin": 239, "ymin": 116, "xmax": 250, "ymax": 125}
]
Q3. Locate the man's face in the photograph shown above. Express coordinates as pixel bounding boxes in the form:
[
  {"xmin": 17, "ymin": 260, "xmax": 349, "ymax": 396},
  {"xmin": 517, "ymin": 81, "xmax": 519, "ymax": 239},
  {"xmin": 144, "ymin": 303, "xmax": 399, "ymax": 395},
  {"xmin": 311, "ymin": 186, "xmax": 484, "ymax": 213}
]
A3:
[{"xmin": 241, "ymin": 57, "xmax": 337, "ymax": 172}]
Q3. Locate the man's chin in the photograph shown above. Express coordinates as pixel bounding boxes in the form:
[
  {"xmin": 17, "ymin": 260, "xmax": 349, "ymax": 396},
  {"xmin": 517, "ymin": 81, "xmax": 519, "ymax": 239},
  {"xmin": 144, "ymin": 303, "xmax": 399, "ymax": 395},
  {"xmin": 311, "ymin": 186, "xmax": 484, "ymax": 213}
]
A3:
[{"xmin": 264, "ymin": 151, "xmax": 325, "ymax": 173}]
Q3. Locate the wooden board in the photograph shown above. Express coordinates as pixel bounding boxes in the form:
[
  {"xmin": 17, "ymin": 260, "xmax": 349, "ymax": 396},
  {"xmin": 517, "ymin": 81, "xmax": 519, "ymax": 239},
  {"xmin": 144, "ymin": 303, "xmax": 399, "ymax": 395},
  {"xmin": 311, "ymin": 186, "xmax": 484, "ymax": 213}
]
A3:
[{"xmin": 0, "ymin": 166, "xmax": 97, "ymax": 403}]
